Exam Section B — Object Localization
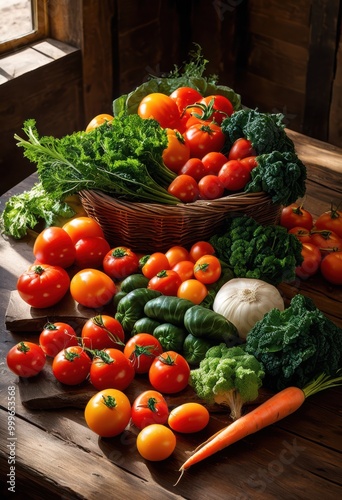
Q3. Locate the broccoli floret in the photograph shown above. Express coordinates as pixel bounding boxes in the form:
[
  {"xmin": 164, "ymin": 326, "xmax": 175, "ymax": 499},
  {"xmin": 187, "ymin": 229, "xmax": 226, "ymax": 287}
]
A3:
[
  {"xmin": 189, "ymin": 344, "xmax": 264, "ymax": 420},
  {"xmin": 245, "ymin": 294, "xmax": 342, "ymax": 391}
]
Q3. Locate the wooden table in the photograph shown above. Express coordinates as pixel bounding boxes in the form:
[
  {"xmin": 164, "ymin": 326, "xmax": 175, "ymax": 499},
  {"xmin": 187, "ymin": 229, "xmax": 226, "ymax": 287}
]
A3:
[{"xmin": 1, "ymin": 129, "xmax": 342, "ymax": 499}]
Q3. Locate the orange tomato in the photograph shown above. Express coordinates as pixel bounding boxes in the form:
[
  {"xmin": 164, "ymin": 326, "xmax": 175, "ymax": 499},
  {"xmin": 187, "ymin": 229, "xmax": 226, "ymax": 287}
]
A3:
[
  {"xmin": 168, "ymin": 403, "xmax": 210, "ymax": 433},
  {"xmin": 193, "ymin": 254, "xmax": 221, "ymax": 284},
  {"xmin": 141, "ymin": 252, "xmax": 170, "ymax": 279},
  {"xmin": 62, "ymin": 216, "xmax": 105, "ymax": 245},
  {"xmin": 70, "ymin": 269, "xmax": 116, "ymax": 308},
  {"xmin": 172, "ymin": 260, "xmax": 195, "ymax": 281},
  {"xmin": 85, "ymin": 114, "xmax": 114, "ymax": 132},
  {"xmin": 177, "ymin": 279, "xmax": 208, "ymax": 304},
  {"xmin": 165, "ymin": 245, "xmax": 191, "ymax": 268}
]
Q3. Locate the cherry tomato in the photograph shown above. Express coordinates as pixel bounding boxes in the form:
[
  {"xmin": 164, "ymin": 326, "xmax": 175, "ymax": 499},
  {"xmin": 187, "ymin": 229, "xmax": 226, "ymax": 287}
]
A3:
[
  {"xmin": 141, "ymin": 252, "xmax": 170, "ymax": 279},
  {"xmin": 85, "ymin": 114, "xmax": 114, "ymax": 132},
  {"xmin": 70, "ymin": 269, "xmax": 116, "ymax": 308},
  {"xmin": 295, "ymin": 242, "xmax": 322, "ymax": 280},
  {"xmin": 310, "ymin": 229, "xmax": 342, "ymax": 255},
  {"xmin": 168, "ymin": 402, "xmax": 210, "ymax": 433},
  {"xmin": 131, "ymin": 390, "xmax": 169, "ymax": 429},
  {"xmin": 189, "ymin": 241, "xmax": 215, "ymax": 262},
  {"xmin": 165, "ymin": 245, "xmax": 190, "ymax": 268},
  {"xmin": 162, "ymin": 129, "xmax": 190, "ymax": 173},
  {"xmin": 89, "ymin": 348, "xmax": 135, "ymax": 391},
  {"xmin": 148, "ymin": 269, "xmax": 182, "ymax": 296},
  {"xmin": 320, "ymin": 251, "xmax": 342, "ymax": 284},
  {"xmin": 239, "ymin": 155, "xmax": 258, "ymax": 172},
  {"xmin": 169, "ymin": 86, "xmax": 203, "ymax": 114},
  {"xmin": 201, "ymin": 151, "xmax": 228, "ymax": 175},
  {"xmin": 314, "ymin": 207, "xmax": 342, "ymax": 238},
  {"xmin": 81, "ymin": 314, "xmax": 125, "ymax": 350},
  {"xmin": 149, "ymin": 351, "xmax": 190, "ymax": 394},
  {"xmin": 193, "ymin": 254, "xmax": 222, "ymax": 284},
  {"xmin": 103, "ymin": 246, "xmax": 140, "ymax": 280},
  {"xmin": 288, "ymin": 226, "xmax": 312, "ymax": 244},
  {"xmin": 39, "ymin": 322, "xmax": 78, "ymax": 357},
  {"xmin": 177, "ymin": 278, "xmax": 208, "ymax": 304},
  {"xmin": 198, "ymin": 175, "xmax": 225, "ymax": 200},
  {"xmin": 17, "ymin": 264, "xmax": 70, "ymax": 308},
  {"xmin": 280, "ymin": 203, "xmax": 314, "ymax": 231},
  {"xmin": 52, "ymin": 346, "xmax": 91, "ymax": 385},
  {"xmin": 124, "ymin": 333, "xmax": 163, "ymax": 374},
  {"xmin": 138, "ymin": 93, "xmax": 181, "ymax": 129},
  {"xmin": 74, "ymin": 236, "xmax": 111, "ymax": 269},
  {"xmin": 184, "ymin": 122, "xmax": 225, "ymax": 158},
  {"xmin": 167, "ymin": 174, "xmax": 200, "ymax": 203},
  {"xmin": 172, "ymin": 260, "xmax": 195, "ymax": 281},
  {"xmin": 84, "ymin": 388, "xmax": 131, "ymax": 437},
  {"xmin": 179, "ymin": 158, "xmax": 206, "ymax": 181},
  {"xmin": 199, "ymin": 95, "xmax": 234, "ymax": 124},
  {"xmin": 218, "ymin": 160, "xmax": 251, "ymax": 191},
  {"xmin": 228, "ymin": 138, "xmax": 257, "ymax": 160},
  {"xmin": 7, "ymin": 341, "xmax": 46, "ymax": 378},
  {"xmin": 136, "ymin": 424, "xmax": 176, "ymax": 461},
  {"xmin": 33, "ymin": 226, "xmax": 76, "ymax": 268},
  {"xmin": 62, "ymin": 216, "xmax": 105, "ymax": 245}
]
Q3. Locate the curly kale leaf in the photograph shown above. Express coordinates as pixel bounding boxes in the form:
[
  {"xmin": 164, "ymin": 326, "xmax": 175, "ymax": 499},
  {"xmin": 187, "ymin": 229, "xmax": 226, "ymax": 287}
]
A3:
[
  {"xmin": 245, "ymin": 150, "xmax": 307, "ymax": 206},
  {"xmin": 210, "ymin": 216, "xmax": 303, "ymax": 285},
  {"xmin": 245, "ymin": 294, "xmax": 342, "ymax": 391}
]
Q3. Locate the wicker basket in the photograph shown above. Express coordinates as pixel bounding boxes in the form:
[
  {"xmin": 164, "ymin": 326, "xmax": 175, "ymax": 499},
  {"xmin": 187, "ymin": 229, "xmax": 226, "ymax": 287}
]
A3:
[{"xmin": 79, "ymin": 190, "xmax": 281, "ymax": 253}]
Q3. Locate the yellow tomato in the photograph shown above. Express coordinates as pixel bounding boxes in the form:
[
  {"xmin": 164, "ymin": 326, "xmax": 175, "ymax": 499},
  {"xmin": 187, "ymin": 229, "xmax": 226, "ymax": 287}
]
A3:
[
  {"xmin": 85, "ymin": 113, "xmax": 114, "ymax": 132},
  {"xmin": 177, "ymin": 278, "xmax": 208, "ymax": 304},
  {"xmin": 136, "ymin": 424, "xmax": 176, "ymax": 461}
]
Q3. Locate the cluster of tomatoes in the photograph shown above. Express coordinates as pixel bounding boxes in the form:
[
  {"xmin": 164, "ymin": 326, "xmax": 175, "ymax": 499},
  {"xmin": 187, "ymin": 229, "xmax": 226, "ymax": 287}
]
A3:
[{"xmin": 280, "ymin": 202, "xmax": 342, "ymax": 284}]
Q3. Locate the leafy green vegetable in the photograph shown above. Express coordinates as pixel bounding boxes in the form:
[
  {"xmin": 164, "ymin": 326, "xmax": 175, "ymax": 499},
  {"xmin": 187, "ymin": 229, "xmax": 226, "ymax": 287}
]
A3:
[
  {"xmin": 245, "ymin": 150, "xmax": 307, "ymax": 206},
  {"xmin": 0, "ymin": 183, "xmax": 75, "ymax": 239},
  {"xmin": 113, "ymin": 44, "xmax": 241, "ymax": 115},
  {"xmin": 221, "ymin": 108, "xmax": 295, "ymax": 154},
  {"xmin": 190, "ymin": 344, "xmax": 264, "ymax": 420},
  {"xmin": 210, "ymin": 215, "xmax": 303, "ymax": 286},
  {"xmin": 245, "ymin": 294, "xmax": 342, "ymax": 391}
]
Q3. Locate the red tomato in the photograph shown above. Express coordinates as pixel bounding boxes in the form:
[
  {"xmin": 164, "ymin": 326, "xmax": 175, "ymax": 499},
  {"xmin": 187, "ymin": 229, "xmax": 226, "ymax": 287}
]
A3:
[
  {"xmin": 172, "ymin": 260, "xmax": 195, "ymax": 281},
  {"xmin": 288, "ymin": 226, "xmax": 312, "ymax": 244},
  {"xmin": 17, "ymin": 264, "xmax": 70, "ymax": 308},
  {"xmin": 198, "ymin": 175, "xmax": 225, "ymax": 200},
  {"xmin": 148, "ymin": 269, "xmax": 182, "ymax": 296},
  {"xmin": 177, "ymin": 279, "xmax": 208, "ymax": 304},
  {"xmin": 103, "ymin": 246, "xmax": 140, "ymax": 281},
  {"xmin": 62, "ymin": 216, "xmax": 105, "ymax": 245},
  {"xmin": 280, "ymin": 203, "xmax": 314, "ymax": 231},
  {"xmin": 201, "ymin": 151, "xmax": 228, "ymax": 175},
  {"xmin": 179, "ymin": 158, "xmax": 206, "ymax": 181},
  {"xmin": 239, "ymin": 155, "xmax": 258, "ymax": 172},
  {"xmin": 136, "ymin": 424, "xmax": 176, "ymax": 461},
  {"xmin": 70, "ymin": 269, "xmax": 116, "ymax": 308},
  {"xmin": 81, "ymin": 314, "xmax": 125, "ymax": 350},
  {"xmin": 74, "ymin": 236, "xmax": 111, "ymax": 269},
  {"xmin": 184, "ymin": 122, "xmax": 225, "ymax": 158},
  {"xmin": 89, "ymin": 348, "xmax": 135, "ymax": 391},
  {"xmin": 138, "ymin": 93, "xmax": 181, "ymax": 129},
  {"xmin": 52, "ymin": 346, "xmax": 91, "ymax": 385},
  {"xmin": 314, "ymin": 207, "xmax": 342, "ymax": 238},
  {"xmin": 39, "ymin": 322, "xmax": 78, "ymax": 357},
  {"xmin": 193, "ymin": 254, "xmax": 222, "ymax": 284},
  {"xmin": 149, "ymin": 351, "xmax": 190, "ymax": 394},
  {"xmin": 165, "ymin": 246, "xmax": 190, "ymax": 268},
  {"xmin": 199, "ymin": 95, "xmax": 234, "ymax": 124},
  {"xmin": 142, "ymin": 252, "xmax": 170, "ymax": 279},
  {"xmin": 228, "ymin": 138, "xmax": 257, "ymax": 160},
  {"xmin": 33, "ymin": 226, "xmax": 76, "ymax": 268},
  {"xmin": 124, "ymin": 333, "xmax": 163, "ymax": 374},
  {"xmin": 189, "ymin": 241, "xmax": 215, "ymax": 262},
  {"xmin": 85, "ymin": 114, "xmax": 114, "ymax": 132},
  {"xmin": 162, "ymin": 129, "xmax": 190, "ymax": 173},
  {"xmin": 84, "ymin": 388, "xmax": 131, "ymax": 437},
  {"xmin": 295, "ymin": 242, "xmax": 322, "ymax": 280},
  {"xmin": 7, "ymin": 341, "xmax": 46, "ymax": 378},
  {"xmin": 131, "ymin": 390, "xmax": 169, "ymax": 429},
  {"xmin": 320, "ymin": 251, "xmax": 342, "ymax": 284},
  {"xmin": 310, "ymin": 229, "xmax": 342, "ymax": 255},
  {"xmin": 168, "ymin": 402, "xmax": 210, "ymax": 433},
  {"xmin": 218, "ymin": 160, "xmax": 251, "ymax": 191},
  {"xmin": 167, "ymin": 174, "xmax": 200, "ymax": 203},
  {"xmin": 169, "ymin": 86, "xmax": 203, "ymax": 114}
]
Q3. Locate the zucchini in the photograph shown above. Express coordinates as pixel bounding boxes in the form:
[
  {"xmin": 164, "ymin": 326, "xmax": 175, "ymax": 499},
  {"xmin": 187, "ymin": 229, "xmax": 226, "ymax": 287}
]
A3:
[
  {"xmin": 131, "ymin": 317, "xmax": 161, "ymax": 336},
  {"xmin": 115, "ymin": 288, "xmax": 162, "ymax": 335},
  {"xmin": 153, "ymin": 323, "xmax": 187, "ymax": 352},
  {"xmin": 120, "ymin": 273, "xmax": 149, "ymax": 293},
  {"xmin": 183, "ymin": 305, "xmax": 239, "ymax": 346},
  {"xmin": 144, "ymin": 296, "xmax": 194, "ymax": 326}
]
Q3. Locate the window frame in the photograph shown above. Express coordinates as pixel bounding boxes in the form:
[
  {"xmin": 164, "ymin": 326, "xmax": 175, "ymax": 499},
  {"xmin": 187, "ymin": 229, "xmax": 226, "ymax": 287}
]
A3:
[{"xmin": 0, "ymin": 0, "xmax": 48, "ymax": 56}]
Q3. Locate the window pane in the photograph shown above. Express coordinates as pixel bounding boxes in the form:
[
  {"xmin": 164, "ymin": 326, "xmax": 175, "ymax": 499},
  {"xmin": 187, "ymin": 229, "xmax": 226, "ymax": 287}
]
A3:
[{"xmin": 0, "ymin": 0, "xmax": 34, "ymax": 44}]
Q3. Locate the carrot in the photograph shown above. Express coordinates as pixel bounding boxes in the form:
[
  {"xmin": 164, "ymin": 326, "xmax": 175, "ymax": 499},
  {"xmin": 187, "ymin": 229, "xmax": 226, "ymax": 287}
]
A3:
[{"xmin": 176, "ymin": 371, "xmax": 342, "ymax": 479}]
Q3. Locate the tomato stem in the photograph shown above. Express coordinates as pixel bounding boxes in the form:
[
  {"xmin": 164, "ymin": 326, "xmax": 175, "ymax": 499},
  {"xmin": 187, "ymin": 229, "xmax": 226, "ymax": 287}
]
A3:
[{"xmin": 102, "ymin": 395, "xmax": 117, "ymax": 408}]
